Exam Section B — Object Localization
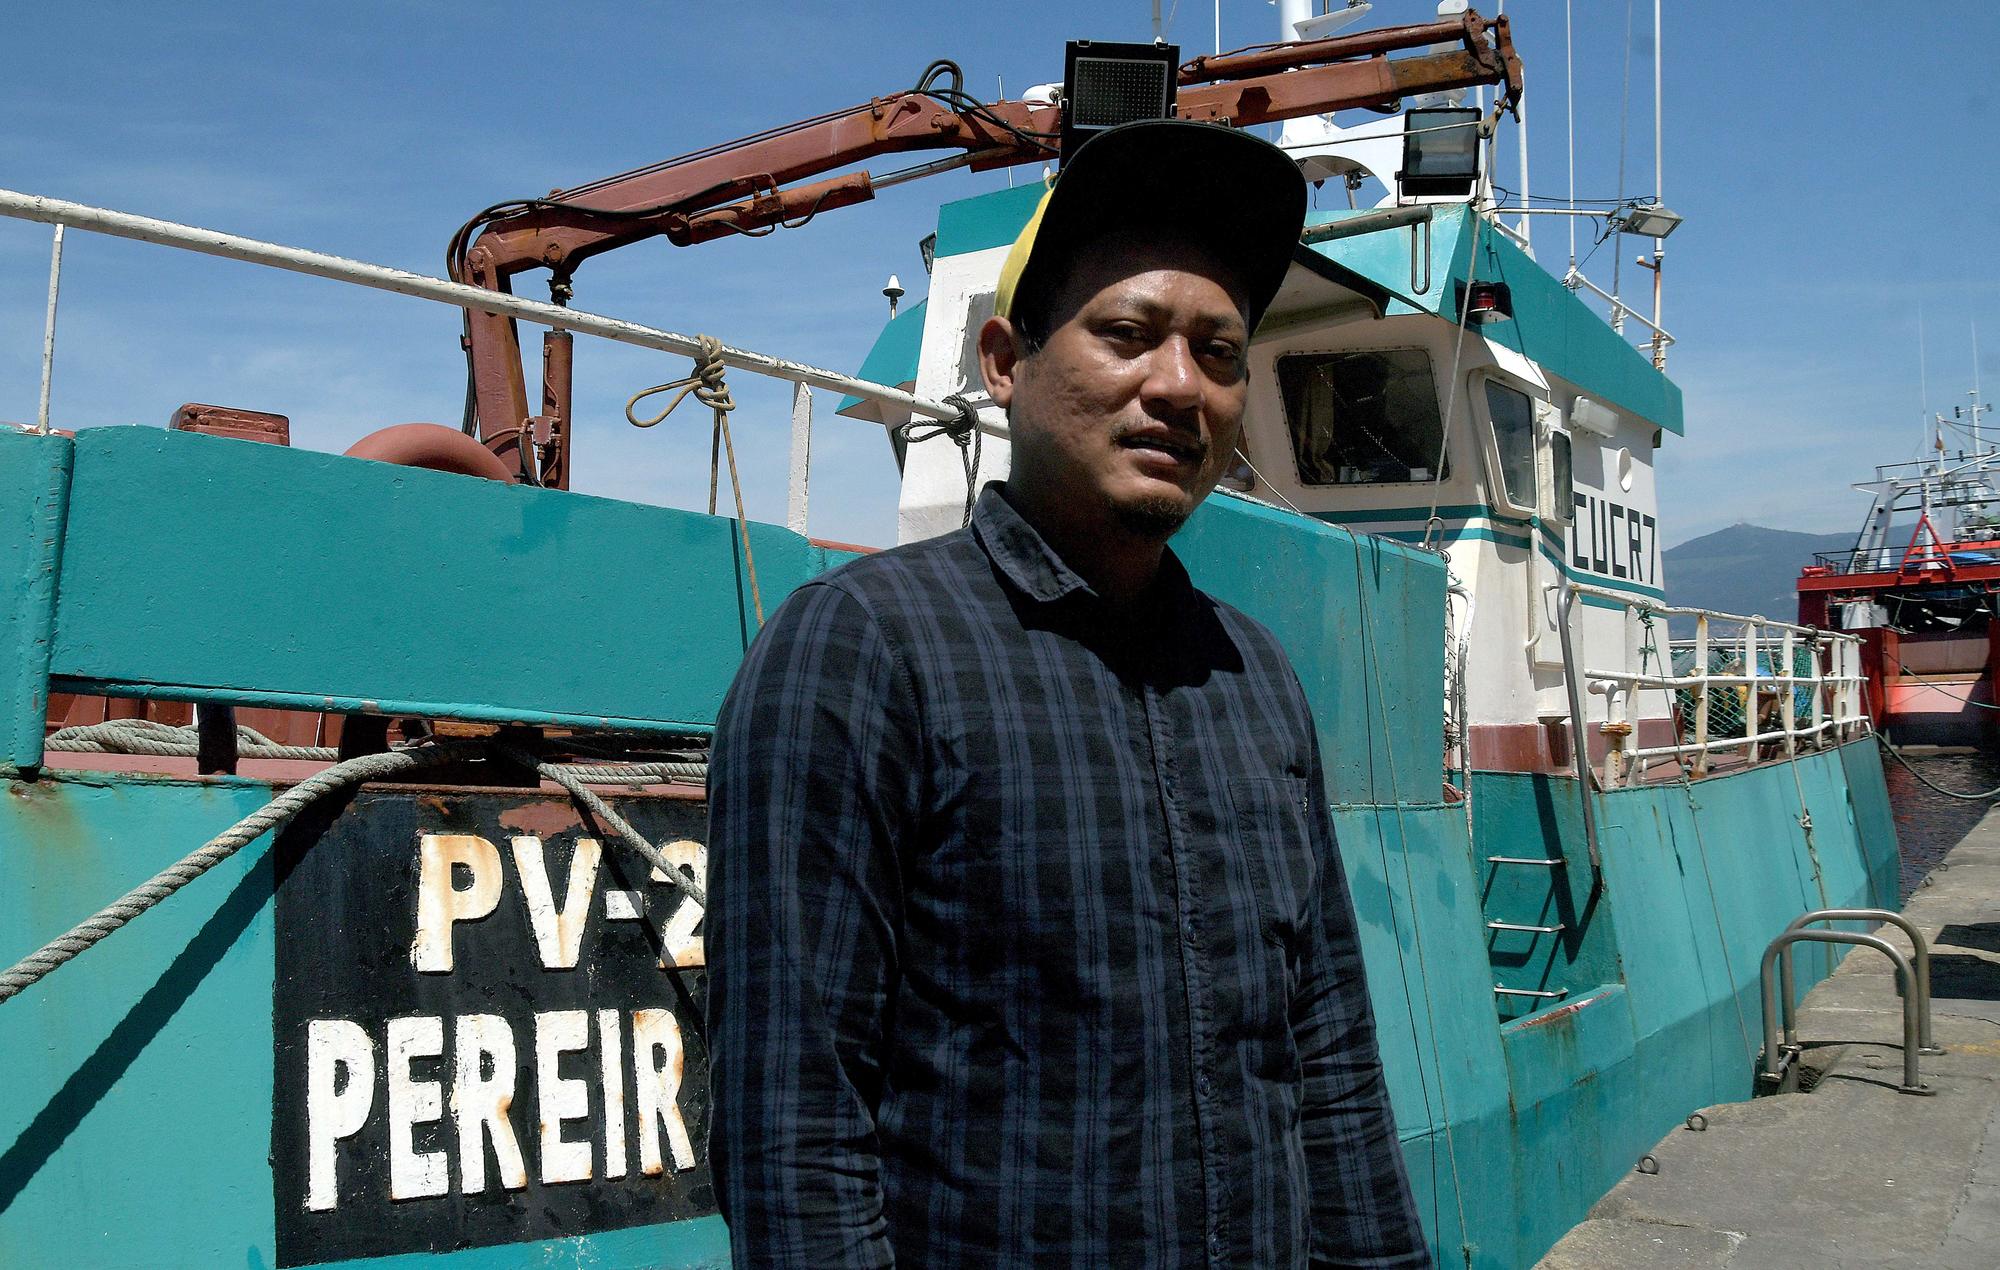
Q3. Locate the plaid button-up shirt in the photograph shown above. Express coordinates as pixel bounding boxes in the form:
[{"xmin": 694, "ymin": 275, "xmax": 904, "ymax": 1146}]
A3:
[{"xmin": 708, "ymin": 486, "xmax": 1427, "ymax": 1268}]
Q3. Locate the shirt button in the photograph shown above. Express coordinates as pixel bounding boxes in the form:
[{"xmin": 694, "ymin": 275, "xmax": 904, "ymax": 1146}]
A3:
[
  {"xmin": 1183, "ymin": 918, "xmax": 1198, "ymax": 943},
  {"xmin": 1197, "ymin": 1073, "xmax": 1213, "ymax": 1097}
]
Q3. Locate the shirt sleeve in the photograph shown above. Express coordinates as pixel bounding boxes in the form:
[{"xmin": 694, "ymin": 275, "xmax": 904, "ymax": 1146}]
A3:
[
  {"xmin": 706, "ymin": 580, "xmax": 920, "ymax": 1269},
  {"xmin": 1292, "ymin": 726, "xmax": 1433, "ymax": 1269}
]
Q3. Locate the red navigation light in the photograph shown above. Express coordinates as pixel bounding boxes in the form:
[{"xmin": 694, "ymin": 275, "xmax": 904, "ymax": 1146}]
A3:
[{"xmin": 1457, "ymin": 280, "xmax": 1513, "ymax": 324}]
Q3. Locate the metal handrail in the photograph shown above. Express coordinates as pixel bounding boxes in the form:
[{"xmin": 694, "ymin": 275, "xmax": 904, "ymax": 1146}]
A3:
[
  {"xmin": 1570, "ymin": 584, "xmax": 1870, "ymax": 785},
  {"xmin": 1759, "ymin": 928, "xmax": 1932, "ymax": 1095},
  {"xmin": 0, "ymin": 187, "xmax": 987, "ymax": 436},
  {"xmin": 1561, "ymin": 267, "xmax": 1677, "ymax": 347},
  {"xmin": 1566, "ymin": 582, "xmax": 1859, "ymax": 641},
  {"xmin": 1781, "ymin": 909, "xmax": 1941, "ymax": 1056}
]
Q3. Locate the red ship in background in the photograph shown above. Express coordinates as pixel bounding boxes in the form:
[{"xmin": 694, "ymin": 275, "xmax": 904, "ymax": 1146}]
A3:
[{"xmin": 1799, "ymin": 393, "xmax": 2000, "ymax": 745}]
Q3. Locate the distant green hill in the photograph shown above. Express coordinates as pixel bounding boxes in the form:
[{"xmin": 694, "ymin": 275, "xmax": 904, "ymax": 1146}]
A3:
[{"xmin": 1662, "ymin": 524, "xmax": 1855, "ymax": 629}]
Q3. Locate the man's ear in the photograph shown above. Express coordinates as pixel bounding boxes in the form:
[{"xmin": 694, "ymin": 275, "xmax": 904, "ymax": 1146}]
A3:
[{"xmin": 977, "ymin": 315, "xmax": 1026, "ymax": 410}]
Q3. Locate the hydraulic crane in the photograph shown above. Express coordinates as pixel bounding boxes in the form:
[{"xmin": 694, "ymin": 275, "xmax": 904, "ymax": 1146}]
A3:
[{"xmin": 449, "ymin": 12, "xmax": 1521, "ymax": 487}]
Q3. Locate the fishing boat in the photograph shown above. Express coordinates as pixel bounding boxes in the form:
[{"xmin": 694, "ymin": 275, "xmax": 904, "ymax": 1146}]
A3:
[
  {"xmin": 0, "ymin": 3, "xmax": 1897, "ymax": 1266},
  {"xmin": 1798, "ymin": 408, "xmax": 2000, "ymax": 746}
]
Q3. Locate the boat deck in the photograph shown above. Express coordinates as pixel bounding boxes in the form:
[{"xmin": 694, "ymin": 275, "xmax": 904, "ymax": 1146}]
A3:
[{"xmin": 1540, "ymin": 806, "xmax": 2000, "ymax": 1268}]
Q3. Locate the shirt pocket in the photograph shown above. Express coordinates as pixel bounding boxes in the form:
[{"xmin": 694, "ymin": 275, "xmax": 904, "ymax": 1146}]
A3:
[{"xmin": 1226, "ymin": 776, "xmax": 1319, "ymax": 950}]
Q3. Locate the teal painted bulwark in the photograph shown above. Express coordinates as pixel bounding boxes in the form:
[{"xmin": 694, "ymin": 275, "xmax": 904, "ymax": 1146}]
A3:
[
  {"xmin": 39, "ymin": 427, "xmax": 843, "ymax": 740},
  {"xmin": 0, "ymin": 428, "xmax": 1896, "ymax": 1267}
]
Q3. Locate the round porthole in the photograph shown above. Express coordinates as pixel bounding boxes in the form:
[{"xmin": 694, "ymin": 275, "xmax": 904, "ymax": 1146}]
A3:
[{"xmin": 1616, "ymin": 447, "xmax": 1634, "ymax": 491}]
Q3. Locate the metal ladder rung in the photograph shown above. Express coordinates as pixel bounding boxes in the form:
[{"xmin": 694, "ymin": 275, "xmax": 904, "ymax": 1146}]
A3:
[
  {"xmin": 1494, "ymin": 986, "xmax": 1568, "ymax": 1000},
  {"xmin": 1487, "ymin": 856, "xmax": 1566, "ymax": 867},
  {"xmin": 1487, "ymin": 920, "xmax": 1566, "ymax": 933}
]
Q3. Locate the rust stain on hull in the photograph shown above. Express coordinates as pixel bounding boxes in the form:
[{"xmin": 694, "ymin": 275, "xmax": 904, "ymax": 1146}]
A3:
[{"xmin": 498, "ymin": 802, "xmax": 584, "ymax": 835}]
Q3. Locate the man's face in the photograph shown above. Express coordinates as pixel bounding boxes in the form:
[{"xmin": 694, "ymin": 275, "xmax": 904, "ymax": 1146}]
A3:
[{"xmin": 979, "ymin": 231, "xmax": 1252, "ymax": 542}]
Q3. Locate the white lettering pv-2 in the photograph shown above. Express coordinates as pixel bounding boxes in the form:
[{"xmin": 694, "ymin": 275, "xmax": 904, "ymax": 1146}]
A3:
[
  {"xmin": 301, "ymin": 831, "xmax": 707, "ymax": 1214},
  {"xmin": 411, "ymin": 832, "xmax": 705, "ymax": 973}
]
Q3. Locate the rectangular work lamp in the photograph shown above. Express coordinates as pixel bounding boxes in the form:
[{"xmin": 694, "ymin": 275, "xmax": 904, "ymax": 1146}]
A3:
[
  {"xmin": 1397, "ymin": 106, "xmax": 1482, "ymax": 198},
  {"xmin": 1060, "ymin": 40, "xmax": 1179, "ymax": 162}
]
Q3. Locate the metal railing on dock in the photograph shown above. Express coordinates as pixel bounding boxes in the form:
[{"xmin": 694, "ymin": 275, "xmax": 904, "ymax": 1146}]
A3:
[
  {"xmin": 1573, "ymin": 584, "xmax": 1869, "ymax": 787},
  {"xmin": 1759, "ymin": 908, "xmax": 1937, "ymax": 1096}
]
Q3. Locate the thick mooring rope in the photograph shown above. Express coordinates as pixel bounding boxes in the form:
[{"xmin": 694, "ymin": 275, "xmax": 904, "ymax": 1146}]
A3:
[
  {"xmin": 498, "ymin": 743, "xmax": 706, "ymax": 907},
  {"xmin": 0, "ymin": 740, "xmax": 478, "ymax": 1006},
  {"xmin": 45, "ymin": 718, "xmax": 340, "ymax": 762},
  {"xmin": 43, "ymin": 720, "xmax": 709, "ymax": 784}
]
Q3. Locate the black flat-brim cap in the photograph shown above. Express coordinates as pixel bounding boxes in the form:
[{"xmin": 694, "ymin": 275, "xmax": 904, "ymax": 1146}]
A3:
[{"xmin": 994, "ymin": 117, "xmax": 1308, "ymax": 333}]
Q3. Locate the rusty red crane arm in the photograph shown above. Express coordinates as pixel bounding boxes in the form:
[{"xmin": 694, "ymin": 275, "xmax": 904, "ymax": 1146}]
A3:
[{"xmin": 456, "ymin": 13, "xmax": 1519, "ymax": 485}]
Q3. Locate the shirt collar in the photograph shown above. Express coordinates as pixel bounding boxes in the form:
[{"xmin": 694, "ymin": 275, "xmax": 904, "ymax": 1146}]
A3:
[
  {"xmin": 970, "ymin": 483, "xmax": 1197, "ymax": 612},
  {"xmin": 971, "ymin": 484, "xmax": 1093, "ymax": 603}
]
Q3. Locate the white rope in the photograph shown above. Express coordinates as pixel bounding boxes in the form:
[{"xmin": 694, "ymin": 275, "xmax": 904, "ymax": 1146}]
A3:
[
  {"xmin": 46, "ymin": 719, "xmax": 339, "ymax": 762},
  {"xmin": 1421, "ymin": 217, "xmax": 1484, "ymax": 553},
  {"xmin": 498, "ymin": 744, "xmax": 706, "ymax": 907},
  {"xmin": 43, "ymin": 719, "xmax": 710, "ymax": 782},
  {"xmin": 2, "ymin": 728, "xmax": 714, "ymax": 1008},
  {"xmin": 0, "ymin": 740, "xmax": 478, "ymax": 1005}
]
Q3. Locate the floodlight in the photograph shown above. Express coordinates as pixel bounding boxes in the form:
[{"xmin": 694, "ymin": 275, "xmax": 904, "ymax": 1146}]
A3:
[
  {"xmin": 1609, "ymin": 203, "xmax": 1684, "ymax": 239},
  {"xmin": 1397, "ymin": 107, "xmax": 1482, "ymax": 198},
  {"xmin": 1060, "ymin": 40, "xmax": 1179, "ymax": 161}
]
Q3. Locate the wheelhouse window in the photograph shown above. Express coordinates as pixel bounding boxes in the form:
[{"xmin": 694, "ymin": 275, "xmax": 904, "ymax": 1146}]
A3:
[
  {"xmin": 1277, "ymin": 349, "xmax": 1447, "ymax": 485},
  {"xmin": 1484, "ymin": 380, "xmax": 1537, "ymax": 510},
  {"xmin": 1550, "ymin": 428, "xmax": 1574, "ymax": 518}
]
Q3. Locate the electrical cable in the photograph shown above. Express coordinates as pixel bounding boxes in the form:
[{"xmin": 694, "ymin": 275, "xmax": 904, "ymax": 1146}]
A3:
[{"xmin": 1489, "ymin": 183, "xmax": 1658, "ymax": 206}]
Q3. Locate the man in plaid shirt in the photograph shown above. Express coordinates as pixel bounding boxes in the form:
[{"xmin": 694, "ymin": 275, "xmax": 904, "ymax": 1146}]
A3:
[{"xmin": 709, "ymin": 119, "xmax": 1428, "ymax": 1268}]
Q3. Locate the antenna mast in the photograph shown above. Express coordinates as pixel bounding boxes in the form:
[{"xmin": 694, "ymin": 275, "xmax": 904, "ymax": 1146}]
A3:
[{"xmin": 1975, "ymin": 322, "xmax": 1987, "ymax": 455}]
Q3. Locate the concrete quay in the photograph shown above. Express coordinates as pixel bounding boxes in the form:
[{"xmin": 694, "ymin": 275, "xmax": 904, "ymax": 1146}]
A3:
[{"xmin": 1540, "ymin": 806, "xmax": 2000, "ymax": 1270}]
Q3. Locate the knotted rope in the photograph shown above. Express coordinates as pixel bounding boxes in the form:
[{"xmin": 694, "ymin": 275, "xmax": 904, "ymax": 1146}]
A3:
[
  {"xmin": 896, "ymin": 393, "xmax": 985, "ymax": 527},
  {"xmin": 627, "ymin": 334, "xmax": 764, "ymax": 625}
]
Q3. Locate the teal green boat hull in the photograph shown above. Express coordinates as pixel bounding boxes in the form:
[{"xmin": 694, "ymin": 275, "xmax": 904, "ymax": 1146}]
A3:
[{"xmin": 0, "ymin": 428, "xmax": 1897, "ymax": 1267}]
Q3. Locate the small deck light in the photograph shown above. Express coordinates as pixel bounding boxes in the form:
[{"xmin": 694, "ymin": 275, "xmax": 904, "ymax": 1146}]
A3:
[
  {"xmin": 883, "ymin": 274, "xmax": 905, "ymax": 319},
  {"xmin": 1609, "ymin": 202, "xmax": 1684, "ymax": 239}
]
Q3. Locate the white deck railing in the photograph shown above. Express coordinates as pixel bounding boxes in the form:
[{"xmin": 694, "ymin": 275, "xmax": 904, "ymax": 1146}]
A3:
[{"xmin": 1572, "ymin": 583, "xmax": 1869, "ymax": 787}]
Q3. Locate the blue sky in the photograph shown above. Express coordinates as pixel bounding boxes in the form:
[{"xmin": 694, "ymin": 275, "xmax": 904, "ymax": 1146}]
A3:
[{"xmin": 2, "ymin": 1, "xmax": 1995, "ymax": 549}]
